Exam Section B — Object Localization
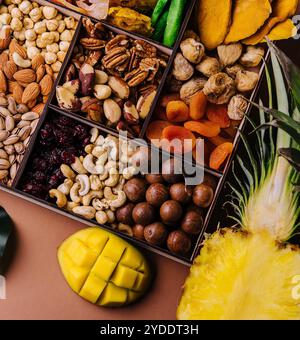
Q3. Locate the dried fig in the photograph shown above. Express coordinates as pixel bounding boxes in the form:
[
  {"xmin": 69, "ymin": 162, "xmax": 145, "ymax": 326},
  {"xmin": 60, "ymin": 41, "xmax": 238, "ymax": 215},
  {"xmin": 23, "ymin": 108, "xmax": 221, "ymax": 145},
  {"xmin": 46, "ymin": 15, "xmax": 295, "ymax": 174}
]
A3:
[
  {"xmin": 173, "ymin": 53, "xmax": 194, "ymax": 81},
  {"xmin": 203, "ymin": 73, "xmax": 236, "ymax": 104},
  {"xmin": 180, "ymin": 38, "xmax": 205, "ymax": 64}
]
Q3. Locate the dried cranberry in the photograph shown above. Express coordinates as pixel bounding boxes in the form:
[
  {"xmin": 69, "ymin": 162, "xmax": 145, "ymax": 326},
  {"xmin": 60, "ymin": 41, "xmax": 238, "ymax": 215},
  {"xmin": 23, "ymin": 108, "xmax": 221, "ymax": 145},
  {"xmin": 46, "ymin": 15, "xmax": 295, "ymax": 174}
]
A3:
[
  {"xmin": 74, "ymin": 125, "xmax": 88, "ymax": 139},
  {"xmin": 82, "ymin": 136, "xmax": 90, "ymax": 147},
  {"xmin": 60, "ymin": 149, "xmax": 76, "ymax": 164},
  {"xmin": 33, "ymin": 158, "xmax": 48, "ymax": 171},
  {"xmin": 55, "ymin": 116, "xmax": 74, "ymax": 127},
  {"xmin": 22, "ymin": 182, "xmax": 47, "ymax": 199},
  {"xmin": 32, "ymin": 171, "xmax": 47, "ymax": 183}
]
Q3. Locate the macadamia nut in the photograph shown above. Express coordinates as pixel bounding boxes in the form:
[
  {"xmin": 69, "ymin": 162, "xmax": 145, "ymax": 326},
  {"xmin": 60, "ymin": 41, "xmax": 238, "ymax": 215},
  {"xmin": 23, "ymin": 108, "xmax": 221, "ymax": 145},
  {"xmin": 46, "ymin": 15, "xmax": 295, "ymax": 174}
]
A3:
[
  {"xmin": 59, "ymin": 41, "xmax": 69, "ymax": 52},
  {"xmin": 23, "ymin": 17, "xmax": 33, "ymax": 29},
  {"xmin": 64, "ymin": 16, "xmax": 76, "ymax": 29},
  {"xmin": 29, "ymin": 7, "xmax": 42, "ymax": 22},
  {"xmin": 42, "ymin": 6, "xmax": 57, "ymax": 20},
  {"xmin": 34, "ymin": 21, "xmax": 46, "ymax": 34},
  {"xmin": 60, "ymin": 30, "xmax": 72, "ymax": 42},
  {"xmin": 46, "ymin": 43, "xmax": 59, "ymax": 53},
  {"xmin": 27, "ymin": 46, "xmax": 40, "ymax": 59},
  {"xmin": 11, "ymin": 17, "xmax": 22, "ymax": 31},
  {"xmin": 46, "ymin": 19, "xmax": 58, "ymax": 31},
  {"xmin": 45, "ymin": 52, "xmax": 57, "ymax": 65},
  {"xmin": 25, "ymin": 28, "xmax": 36, "ymax": 41},
  {"xmin": 19, "ymin": 1, "xmax": 32, "ymax": 15}
]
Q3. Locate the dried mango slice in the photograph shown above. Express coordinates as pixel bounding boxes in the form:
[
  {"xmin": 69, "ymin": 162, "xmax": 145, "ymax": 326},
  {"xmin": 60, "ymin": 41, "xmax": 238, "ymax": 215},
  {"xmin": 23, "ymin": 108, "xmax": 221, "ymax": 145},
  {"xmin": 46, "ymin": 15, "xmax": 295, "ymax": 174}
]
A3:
[
  {"xmin": 58, "ymin": 227, "xmax": 151, "ymax": 307},
  {"xmin": 244, "ymin": 0, "xmax": 298, "ymax": 45},
  {"xmin": 224, "ymin": 0, "xmax": 272, "ymax": 44},
  {"xmin": 263, "ymin": 19, "xmax": 297, "ymax": 41},
  {"xmin": 197, "ymin": 0, "xmax": 232, "ymax": 50}
]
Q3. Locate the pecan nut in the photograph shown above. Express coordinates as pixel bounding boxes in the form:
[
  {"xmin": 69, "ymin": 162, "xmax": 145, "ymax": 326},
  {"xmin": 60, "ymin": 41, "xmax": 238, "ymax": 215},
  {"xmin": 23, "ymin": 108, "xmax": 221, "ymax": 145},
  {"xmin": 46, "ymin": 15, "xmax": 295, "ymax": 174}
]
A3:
[
  {"xmin": 102, "ymin": 47, "xmax": 130, "ymax": 69},
  {"xmin": 82, "ymin": 18, "xmax": 105, "ymax": 39},
  {"xmin": 124, "ymin": 68, "xmax": 149, "ymax": 87},
  {"xmin": 80, "ymin": 38, "xmax": 106, "ymax": 50},
  {"xmin": 133, "ymin": 40, "xmax": 157, "ymax": 58},
  {"xmin": 86, "ymin": 50, "xmax": 102, "ymax": 66},
  {"xmin": 105, "ymin": 35, "xmax": 129, "ymax": 53}
]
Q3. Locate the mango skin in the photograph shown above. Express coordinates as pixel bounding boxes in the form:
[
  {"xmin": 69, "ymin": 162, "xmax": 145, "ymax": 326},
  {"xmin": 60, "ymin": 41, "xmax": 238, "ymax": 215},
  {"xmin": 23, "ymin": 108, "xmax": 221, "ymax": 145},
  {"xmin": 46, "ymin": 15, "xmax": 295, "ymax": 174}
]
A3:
[{"xmin": 57, "ymin": 228, "xmax": 151, "ymax": 307}]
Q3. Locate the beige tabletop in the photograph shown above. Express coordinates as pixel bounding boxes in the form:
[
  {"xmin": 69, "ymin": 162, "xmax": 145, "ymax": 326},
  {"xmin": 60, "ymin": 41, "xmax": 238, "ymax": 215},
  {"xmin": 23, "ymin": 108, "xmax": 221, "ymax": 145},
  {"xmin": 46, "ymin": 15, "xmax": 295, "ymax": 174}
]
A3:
[{"xmin": 0, "ymin": 190, "xmax": 189, "ymax": 320}]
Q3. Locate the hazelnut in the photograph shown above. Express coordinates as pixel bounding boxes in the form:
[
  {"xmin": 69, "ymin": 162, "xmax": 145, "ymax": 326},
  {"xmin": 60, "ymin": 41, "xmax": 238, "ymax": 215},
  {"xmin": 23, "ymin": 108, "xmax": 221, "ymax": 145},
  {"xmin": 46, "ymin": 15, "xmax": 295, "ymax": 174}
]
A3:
[
  {"xmin": 124, "ymin": 178, "xmax": 147, "ymax": 203},
  {"xmin": 181, "ymin": 206, "xmax": 204, "ymax": 235},
  {"xmin": 170, "ymin": 183, "xmax": 193, "ymax": 205},
  {"xmin": 162, "ymin": 158, "xmax": 183, "ymax": 184},
  {"xmin": 144, "ymin": 223, "xmax": 168, "ymax": 246},
  {"xmin": 146, "ymin": 183, "xmax": 169, "ymax": 207},
  {"xmin": 193, "ymin": 184, "xmax": 214, "ymax": 208},
  {"xmin": 145, "ymin": 174, "xmax": 164, "ymax": 184},
  {"xmin": 160, "ymin": 200, "xmax": 183, "ymax": 224},
  {"xmin": 116, "ymin": 203, "xmax": 135, "ymax": 225},
  {"xmin": 133, "ymin": 224, "xmax": 145, "ymax": 241},
  {"xmin": 132, "ymin": 202, "xmax": 156, "ymax": 226},
  {"xmin": 59, "ymin": 41, "xmax": 70, "ymax": 52},
  {"xmin": 167, "ymin": 230, "xmax": 191, "ymax": 255}
]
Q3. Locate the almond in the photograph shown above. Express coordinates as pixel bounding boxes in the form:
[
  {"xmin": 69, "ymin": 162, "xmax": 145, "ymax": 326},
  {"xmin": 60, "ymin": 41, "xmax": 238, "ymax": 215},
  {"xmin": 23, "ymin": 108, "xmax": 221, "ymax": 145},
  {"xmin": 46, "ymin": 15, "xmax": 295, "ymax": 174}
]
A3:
[
  {"xmin": 0, "ymin": 70, "xmax": 7, "ymax": 93},
  {"xmin": 0, "ymin": 26, "xmax": 11, "ymax": 51},
  {"xmin": 9, "ymin": 40, "xmax": 27, "ymax": 60},
  {"xmin": 36, "ymin": 64, "xmax": 45, "ymax": 83},
  {"xmin": 13, "ymin": 69, "xmax": 36, "ymax": 84},
  {"xmin": 3, "ymin": 60, "xmax": 17, "ymax": 80},
  {"xmin": 45, "ymin": 64, "xmax": 54, "ymax": 77},
  {"xmin": 0, "ymin": 52, "xmax": 9, "ymax": 70},
  {"xmin": 40, "ymin": 74, "xmax": 53, "ymax": 96},
  {"xmin": 31, "ymin": 55, "xmax": 45, "ymax": 71},
  {"xmin": 43, "ymin": 95, "xmax": 49, "ymax": 104},
  {"xmin": 27, "ymin": 99, "xmax": 37, "ymax": 109},
  {"xmin": 22, "ymin": 82, "xmax": 40, "ymax": 104},
  {"xmin": 12, "ymin": 83, "xmax": 23, "ymax": 104},
  {"xmin": 8, "ymin": 81, "xmax": 18, "ymax": 93},
  {"xmin": 32, "ymin": 103, "xmax": 45, "ymax": 115}
]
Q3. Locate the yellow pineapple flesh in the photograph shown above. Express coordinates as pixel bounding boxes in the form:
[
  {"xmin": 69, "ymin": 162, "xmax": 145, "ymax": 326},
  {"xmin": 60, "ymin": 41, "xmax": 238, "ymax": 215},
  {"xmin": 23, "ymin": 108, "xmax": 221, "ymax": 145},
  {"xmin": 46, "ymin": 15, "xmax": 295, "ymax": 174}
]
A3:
[{"xmin": 177, "ymin": 229, "xmax": 300, "ymax": 320}]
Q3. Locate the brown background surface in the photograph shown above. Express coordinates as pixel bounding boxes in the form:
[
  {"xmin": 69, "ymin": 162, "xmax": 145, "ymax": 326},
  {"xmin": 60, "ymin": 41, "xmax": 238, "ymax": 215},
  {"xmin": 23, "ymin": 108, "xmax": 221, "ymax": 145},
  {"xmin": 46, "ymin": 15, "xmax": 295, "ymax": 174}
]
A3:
[{"xmin": 0, "ymin": 3, "xmax": 299, "ymax": 320}]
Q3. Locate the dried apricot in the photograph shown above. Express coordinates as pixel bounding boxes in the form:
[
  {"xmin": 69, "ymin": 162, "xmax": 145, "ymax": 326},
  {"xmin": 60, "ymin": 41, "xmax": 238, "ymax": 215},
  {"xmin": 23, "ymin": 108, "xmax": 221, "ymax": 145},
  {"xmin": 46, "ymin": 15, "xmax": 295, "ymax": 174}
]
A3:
[
  {"xmin": 192, "ymin": 139, "xmax": 205, "ymax": 166},
  {"xmin": 209, "ymin": 142, "xmax": 234, "ymax": 170},
  {"xmin": 146, "ymin": 120, "xmax": 171, "ymax": 147},
  {"xmin": 184, "ymin": 120, "xmax": 221, "ymax": 138},
  {"xmin": 161, "ymin": 126, "xmax": 196, "ymax": 154},
  {"xmin": 190, "ymin": 91, "xmax": 207, "ymax": 120},
  {"xmin": 207, "ymin": 103, "xmax": 231, "ymax": 128},
  {"xmin": 166, "ymin": 101, "xmax": 190, "ymax": 123},
  {"xmin": 160, "ymin": 93, "xmax": 181, "ymax": 108}
]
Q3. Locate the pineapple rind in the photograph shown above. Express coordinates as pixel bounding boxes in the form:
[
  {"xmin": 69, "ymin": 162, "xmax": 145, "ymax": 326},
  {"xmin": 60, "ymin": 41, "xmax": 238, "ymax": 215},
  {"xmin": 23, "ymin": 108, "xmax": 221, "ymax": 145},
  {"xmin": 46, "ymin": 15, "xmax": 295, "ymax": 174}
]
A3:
[{"xmin": 177, "ymin": 229, "xmax": 300, "ymax": 320}]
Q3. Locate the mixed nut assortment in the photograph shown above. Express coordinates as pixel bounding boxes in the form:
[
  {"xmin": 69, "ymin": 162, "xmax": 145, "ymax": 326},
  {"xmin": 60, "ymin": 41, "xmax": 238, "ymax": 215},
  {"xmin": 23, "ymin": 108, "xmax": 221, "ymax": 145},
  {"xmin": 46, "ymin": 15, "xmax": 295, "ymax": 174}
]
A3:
[
  {"xmin": 55, "ymin": 17, "xmax": 168, "ymax": 136},
  {"xmin": 0, "ymin": 0, "xmax": 77, "ymax": 185},
  {"xmin": 147, "ymin": 29, "xmax": 264, "ymax": 171}
]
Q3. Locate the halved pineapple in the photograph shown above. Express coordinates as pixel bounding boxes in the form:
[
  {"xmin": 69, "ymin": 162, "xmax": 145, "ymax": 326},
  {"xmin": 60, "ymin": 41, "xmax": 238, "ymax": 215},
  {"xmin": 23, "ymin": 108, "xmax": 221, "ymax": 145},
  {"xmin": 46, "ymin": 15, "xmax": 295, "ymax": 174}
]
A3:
[{"xmin": 177, "ymin": 229, "xmax": 300, "ymax": 320}]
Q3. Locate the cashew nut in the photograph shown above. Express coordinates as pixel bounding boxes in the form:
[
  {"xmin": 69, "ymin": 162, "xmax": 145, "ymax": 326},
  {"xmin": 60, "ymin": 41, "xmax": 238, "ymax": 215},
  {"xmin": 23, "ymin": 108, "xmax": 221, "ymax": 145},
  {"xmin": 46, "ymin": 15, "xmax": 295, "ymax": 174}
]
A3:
[
  {"xmin": 49, "ymin": 189, "xmax": 67, "ymax": 208},
  {"xmin": 95, "ymin": 211, "xmax": 108, "ymax": 225},
  {"xmin": 83, "ymin": 154, "xmax": 104, "ymax": 175},
  {"xmin": 104, "ymin": 168, "xmax": 119, "ymax": 187},
  {"xmin": 95, "ymin": 135, "xmax": 105, "ymax": 146},
  {"xmin": 82, "ymin": 190, "xmax": 103, "ymax": 206},
  {"xmin": 104, "ymin": 135, "xmax": 119, "ymax": 161},
  {"xmin": 120, "ymin": 140, "xmax": 136, "ymax": 164},
  {"xmin": 70, "ymin": 183, "xmax": 81, "ymax": 204},
  {"xmin": 65, "ymin": 201, "xmax": 80, "ymax": 212},
  {"xmin": 113, "ymin": 176, "xmax": 125, "ymax": 194},
  {"xmin": 118, "ymin": 223, "xmax": 134, "ymax": 237},
  {"xmin": 90, "ymin": 127, "xmax": 99, "ymax": 143},
  {"xmin": 92, "ymin": 198, "xmax": 109, "ymax": 211},
  {"xmin": 57, "ymin": 179, "xmax": 73, "ymax": 195},
  {"xmin": 84, "ymin": 144, "xmax": 94, "ymax": 154},
  {"xmin": 60, "ymin": 164, "xmax": 76, "ymax": 179},
  {"xmin": 71, "ymin": 157, "xmax": 88, "ymax": 174},
  {"xmin": 92, "ymin": 146, "xmax": 108, "ymax": 164},
  {"xmin": 103, "ymin": 187, "xmax": 127, "ymax": 208},
  {"xmin": 122, "ymin": 166, "xmax": 138, "ymax": 180},
  {"xmin": 72, "ymin": 206, "xmax": 96, "ymax": 220},
  {"xmin": 106, "ymin": 210, "xmax": 115, "ymax": 224},
  {"xmin": 76, "ymin": 174, "xmax": 90, "ymax": 196},
  {"xmin": 13, "ymin": 52, "xmax": 31, "ymax": 68},
  {"xmin": 90, "ymin": 175, "xmax": 102, "ymax": 191}
]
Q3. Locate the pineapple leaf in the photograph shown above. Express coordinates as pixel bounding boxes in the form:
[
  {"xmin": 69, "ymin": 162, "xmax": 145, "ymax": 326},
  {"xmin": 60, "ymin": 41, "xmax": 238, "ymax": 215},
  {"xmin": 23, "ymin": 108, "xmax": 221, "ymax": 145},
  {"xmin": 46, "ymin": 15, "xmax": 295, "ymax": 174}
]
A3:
[
  {"xmin": 278, "ymin": 148, "xmax": 300, "ymax": 172},
  {"xmin": 267, "ymin": 39, "xmax": 300, "ymax": 112}
]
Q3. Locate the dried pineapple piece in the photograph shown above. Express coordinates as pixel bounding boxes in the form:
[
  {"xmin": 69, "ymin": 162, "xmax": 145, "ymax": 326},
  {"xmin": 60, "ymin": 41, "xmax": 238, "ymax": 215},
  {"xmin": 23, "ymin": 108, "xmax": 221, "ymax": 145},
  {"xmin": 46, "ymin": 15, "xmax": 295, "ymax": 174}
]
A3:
[
  {"xmin": 58, "ymin": 227, "xmax": 151, "ymax": 307},
  {"xmin": 197, "ymin": 0, "xmax": 232, "ymax": 50},
  {"xmin": 244, "ymin": 0, "xmax": 298, "ymax": 45},
  {"xmin": 108, "ymin": 7, "xmax": 153, "ymax": 36},
  {"xmin": 224, "ymin": 0, "xmax": 272, "ymax": 44},
  {"xmin": 263, "ymin": 19, "xmax": 297, "ymax": 41}
]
